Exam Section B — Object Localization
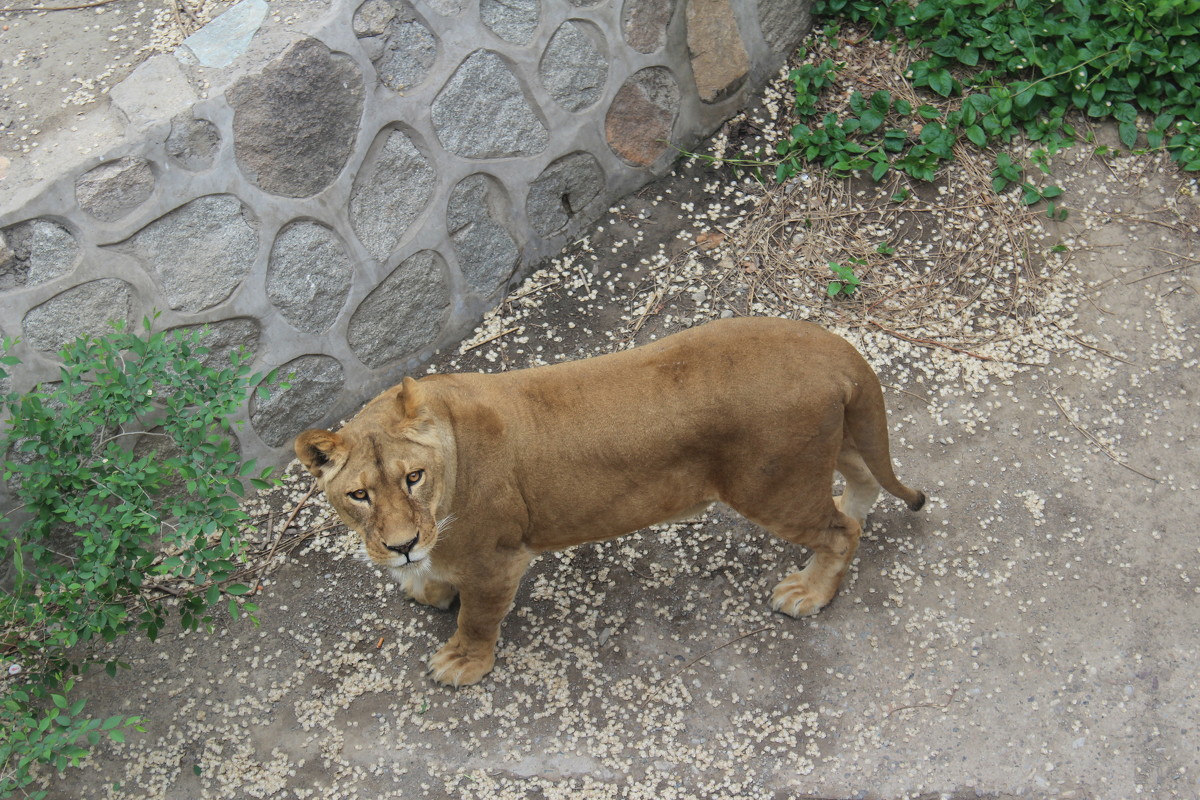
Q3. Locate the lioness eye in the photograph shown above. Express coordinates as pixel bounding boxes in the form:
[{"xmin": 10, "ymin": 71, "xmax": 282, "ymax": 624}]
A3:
[
  {"xmin": 405, "ymin": 470, "xmax": 424, "ymax": 487},
  {"xmin": 348, "ymin": 489, "xmax": 369, "ymax": 501}
]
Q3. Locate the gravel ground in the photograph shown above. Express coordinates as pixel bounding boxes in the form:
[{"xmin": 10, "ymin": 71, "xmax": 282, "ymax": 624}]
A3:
[
  {"xmin": 0, "ymin": 0, "xmax": 237, "ymax": 170},
  {"xmin": 30, "ymin": 29, "xmax": 1200, "ymax": 800}
]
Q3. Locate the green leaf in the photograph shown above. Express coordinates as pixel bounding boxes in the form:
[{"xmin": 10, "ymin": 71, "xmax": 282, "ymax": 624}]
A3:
[
  {"xmin": 1113, "ymin": 102, "xmax": 1137, "ymax": 124},
  {"xmin": 860, "ymin": 109, "xmax": 884, "ymax": 132},
  {"xmin": 225, "ymin": 583, "xmax": 251, "ymax": 596},
  {"xmin": 1119, "ymin": 122, "xmax": 1139, "ymax": 148},
  {"xmin": 1063, "ymin": 0, "xmax": 1089, "ymax": 21},
  {"xmin": 928, "ymin": 70, "xmax": 955, "ymax": 97},
  {"xmin": 965, "ymin": 125, "xmax": 987, "ymax": 147}
]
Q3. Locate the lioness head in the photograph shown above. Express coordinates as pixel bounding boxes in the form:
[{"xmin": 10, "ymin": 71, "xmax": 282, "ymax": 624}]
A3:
[{"xmin": 294, "ymin": 377, "xmax": 455, "ymax": 572}]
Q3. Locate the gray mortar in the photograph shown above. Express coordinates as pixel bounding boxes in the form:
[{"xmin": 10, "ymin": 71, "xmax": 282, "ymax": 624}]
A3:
[{"xmin": 0, "ymin": 0, "xmax": 813, "ymax": 477}]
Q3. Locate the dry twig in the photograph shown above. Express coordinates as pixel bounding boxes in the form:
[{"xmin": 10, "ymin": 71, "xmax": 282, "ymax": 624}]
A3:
[
  {"xmin": 1048, "ymin": 388, "xmax": 1157, "ymax": 482},
  {"xmin": 0, "ymin": 0, "xmax": 119, "ymax": 12},
  {"xmin": 885, "ymin": 687, "xmax": 960, "ymax": 717},
  {"xmin": 644, "ymin": 626, "xmax": 774, "ymax": 703},
  {"xmin": 461, "ymin": 327, "xmax": 520, "ymax": 353}
]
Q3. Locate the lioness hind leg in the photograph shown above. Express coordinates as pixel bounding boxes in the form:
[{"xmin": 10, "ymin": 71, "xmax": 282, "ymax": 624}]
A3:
[
  {"xmin": 768, "ymin": 513, "xmax": 862, "ymax": 618},
  {"xmin": 835, "ymin": 442, "xmax": 881, "ymax": 527}
]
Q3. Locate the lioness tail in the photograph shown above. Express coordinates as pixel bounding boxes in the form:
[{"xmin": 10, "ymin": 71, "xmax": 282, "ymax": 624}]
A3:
[{"xmin": 843, "ymin": 369, "xmax": 926, "ymax": 512}]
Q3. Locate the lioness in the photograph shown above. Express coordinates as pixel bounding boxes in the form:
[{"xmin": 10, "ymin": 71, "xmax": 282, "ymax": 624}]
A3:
[{"xmin": 296, "ymin": 317, "xmax": 925, "ymax": 686}]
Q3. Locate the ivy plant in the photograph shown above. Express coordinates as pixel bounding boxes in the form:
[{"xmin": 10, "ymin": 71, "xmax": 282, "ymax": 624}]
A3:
[{"xmin": 812, "ymin": 0, "xmax": 1200, "ymax": 171}]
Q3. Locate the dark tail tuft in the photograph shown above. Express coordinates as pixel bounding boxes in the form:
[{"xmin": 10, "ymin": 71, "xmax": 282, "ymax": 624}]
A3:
[{"xmin": 907, "ymin": 491, "xmax": 927, "ymax": 512}]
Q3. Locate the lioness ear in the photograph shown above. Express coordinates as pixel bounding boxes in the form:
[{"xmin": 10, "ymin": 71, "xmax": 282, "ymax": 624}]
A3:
[
  {"xmin": 295, "ymin": 429, "xmax": 345, "ymax": 478},
  {"xmin": 398, "ymin": 376, "xmax": 424, "ymax": 420}
]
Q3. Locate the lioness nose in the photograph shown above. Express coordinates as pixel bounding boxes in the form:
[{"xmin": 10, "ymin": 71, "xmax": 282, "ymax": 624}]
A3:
[{"xmin": 385, "ymin": 538, "xmax": 417, "ymax": 556}]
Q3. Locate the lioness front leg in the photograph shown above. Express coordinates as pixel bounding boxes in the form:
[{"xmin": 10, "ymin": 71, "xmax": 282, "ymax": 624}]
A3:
[
  {"xmin": 770, "ymin": 514, "xmax": 862, "ymax": 618},
  {"xmin": 394, "ymin": 568, "xmax": 458, "ymax": 610},
  {"xmin": 429, "ymin": 553, "xmax": 530, "ymax": 686}
]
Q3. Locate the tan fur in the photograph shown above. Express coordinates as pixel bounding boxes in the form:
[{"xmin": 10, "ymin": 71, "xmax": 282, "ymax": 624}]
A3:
[{"xmin": 295, "ymin": 318, "xmax": 926, "ymax": 686}]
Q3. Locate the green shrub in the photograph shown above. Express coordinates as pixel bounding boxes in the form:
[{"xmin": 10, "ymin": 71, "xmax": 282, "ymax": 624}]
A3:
[
  {"xmin": 0, "ymin": 318, "xmax": 276, "ymax": 798},
  {"xmin": 770, "ymin": 0, "xmax": 1200, "ymax": 205}
]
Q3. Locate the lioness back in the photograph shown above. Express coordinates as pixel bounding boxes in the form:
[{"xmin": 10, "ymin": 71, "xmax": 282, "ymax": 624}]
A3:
[{"xmin": 429, "ymin": 318, "xmax": 865, "ymax": 542}]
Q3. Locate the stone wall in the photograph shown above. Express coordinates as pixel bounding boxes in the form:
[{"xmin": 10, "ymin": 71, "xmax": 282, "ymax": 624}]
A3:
[{"xmin": 0, "ymin": 0, "xmax": 812, "ymax": 467}]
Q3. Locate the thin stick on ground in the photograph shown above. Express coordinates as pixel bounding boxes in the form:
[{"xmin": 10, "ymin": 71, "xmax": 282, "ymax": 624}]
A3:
[
  {"xmin": 280, "ymin": 480, "xmax": 318, "ymax": 533},
  {"xmin": 1048, "ymin": 388, "xmax": 1157, "ymax": 482},
  {"xmin": 1048, "ymin": 321, "xmax": 1135, "ymax": 365},
  {"xmin": 885, "ymin": 687, "xmax": 960, "ymax": 718},
  {"xmin": 868, "ymin": 321, "xmax": 995, "ymax": 361},
  {"xmin": 461, "ymin": 326, "xmax": 520, "ymax": 353},
  {"xmin": 644, "ymin": 626, "xmax": 773, "ymax": 704},
  {"xmin": 252, "ymin": 482, "xmax": 318, "ymax": 590},
  {"xmin": 883, "ymin": 382, "xmax": 933, "ymax": 407},
  {"xmin": 0, "ymin": 0, "xmax": 119, "ymax": 12},
  {"xmin": 507, "ymin": 279, "xmax": 560, "ymax": 303}
]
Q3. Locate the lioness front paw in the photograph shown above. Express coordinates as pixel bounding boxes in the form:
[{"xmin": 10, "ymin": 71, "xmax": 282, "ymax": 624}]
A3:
[
  {"xmin": 770, "ymin": 571, "xmax": 834, "ymax": 618},
  {"xmin": 429, "ymin": 639, "xmax": 495, "ymax": 687}
]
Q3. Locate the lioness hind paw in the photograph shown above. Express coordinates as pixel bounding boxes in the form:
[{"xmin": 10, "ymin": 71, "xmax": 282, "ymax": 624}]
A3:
[
  {"xmin": 770, "ymin": 574, "xmax": 832, "ymax": 618},
  {"xmin": 428, "ymin": 642, "xmax": 495, "ymax": 687}
]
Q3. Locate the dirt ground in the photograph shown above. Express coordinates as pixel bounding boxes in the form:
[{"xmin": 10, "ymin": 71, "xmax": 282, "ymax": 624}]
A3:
[
  {"xmin": 29, "ymin": 137, "xmax": 1199, "ymax": 800},
  {"xmin": 11, "ymin": 22, "xmax": 1200, "ymax": 800},
  {"xmin": 0, "ymin": 0, "xmax": 238, "ymax": 178}
]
